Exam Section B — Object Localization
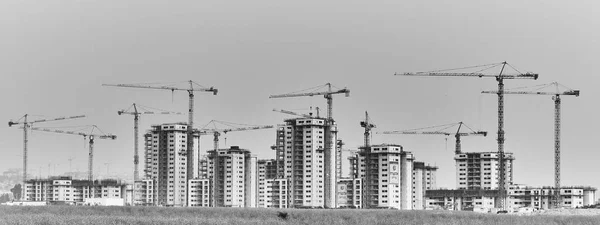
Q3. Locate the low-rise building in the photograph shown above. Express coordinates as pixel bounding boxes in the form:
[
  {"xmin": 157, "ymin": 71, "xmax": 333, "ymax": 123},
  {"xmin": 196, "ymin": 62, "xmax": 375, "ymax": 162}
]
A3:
[{"xmin": 24, "ymin": 177, "xmax": 126, "ymax": 205}]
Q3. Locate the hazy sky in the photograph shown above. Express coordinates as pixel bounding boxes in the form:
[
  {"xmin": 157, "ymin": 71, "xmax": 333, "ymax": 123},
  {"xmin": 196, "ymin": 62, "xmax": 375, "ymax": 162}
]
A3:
[{"xmin": 1, "ymin": 0, "xmax": 599, "ymax": 190}]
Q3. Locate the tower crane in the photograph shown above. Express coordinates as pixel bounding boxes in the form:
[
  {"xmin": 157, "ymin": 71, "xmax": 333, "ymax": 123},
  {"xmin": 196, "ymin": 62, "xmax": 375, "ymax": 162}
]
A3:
[
  {"xmin": 30, "ymin": 125, "xmax": 116, "ymax": 181},
  {"xmin": 103, "ymin": 80, "xmax": 217, "ymax": 181},
  {"xmin": 378, "ymin": 122, "xmax": 487, "ymax": 154},
  {"xmin": 359, "ymin": 111, "xmax": 375, "ymax": 209},
  {"xmin": 117, "ymin": 103, "xmax": 182, "ymax": 181},
  {"xmin": 197, "ymin": 120, "xmax": 273, "ymax": 207},
  {"xmin": 482, "ymin": 82, "xmax": 579, "ymax": 208},
  {"xmin": 8, "ymin": 114, "xmax": 85, "ymax": 199},
  {"xmin": 396, "ymin": 61, "xmax": 538, "ymax": 209},
  {"xmin": 270, "ymin": 83, "xmax": 350, "ymax": 208}
]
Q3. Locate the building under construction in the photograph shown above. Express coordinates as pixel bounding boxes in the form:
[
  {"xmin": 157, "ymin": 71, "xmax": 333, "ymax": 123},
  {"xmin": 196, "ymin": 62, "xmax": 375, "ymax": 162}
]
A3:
[
  {"xmin": 24, "ymin": 176, "xmax": 127, "ymax": 205},
  {"xmin": 143, "ymin": 123, "xmax": 200, "ymax": 207}
]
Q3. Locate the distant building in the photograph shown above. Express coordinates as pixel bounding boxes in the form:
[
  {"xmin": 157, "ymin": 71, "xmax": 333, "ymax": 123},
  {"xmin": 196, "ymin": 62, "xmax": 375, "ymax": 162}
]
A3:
[
  {"xmin": 144, "ymin": 123, "xmax": 199, "ymax": 207},
  {"xmin": 23, "ymin": 177, "xmax": 126, "ymax": 204},
  {"xmin": 207, "ymin": 146, "xmax": 257, "ymax": 207},
  {"xmin": 455, "ymin": 152, "xmax": 514, "ymax": 190},
  {"xmin": 425, "ymin": 185, "xmax": 598, "ymax": 211},
  {"xmin": 412, "ymin": 162, "xmax": 438, "ymax": 210}
]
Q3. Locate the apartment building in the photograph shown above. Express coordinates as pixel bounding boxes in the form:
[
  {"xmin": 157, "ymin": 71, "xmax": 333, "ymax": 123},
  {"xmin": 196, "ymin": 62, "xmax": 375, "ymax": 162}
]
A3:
[
  {"xmin": 274, "ymin": 118, "xmax": 336, "ymax": 208},
  {"xmin": 257, "ymin": 159, "xmax": 288, "ymax": 208},
  {"xmin": 336, "ymin": 178, "xmax": 362, "ymax": 208},
  {"xmin": 455, "ymin": 152, "xmax": 514, "ymax": 190},
  {"xmin": 133, "ymin": 180, "xmax": 154, "ymax": 206},
  {"xmin": 425, "ymin": 185, "xmax": 597, "ymax": 211},
  {"xmin": 24, "ymin": 177, "xmax": 126, "ymax": 204},
  {"xmin": 187, "ymin": 178, "xmax": 211, "ymax": 207},
  {"xmin": 144, "ymin": 123, "xmax": 199, "ymax": 207},
  {"xmin": 412, "ymin": 162, "xmax": 438, "ymax": 209},
  {"xmin": 207, "ymin": 146, "xmax": 257, "ymax": 207},
  {"xmin": 355, "ymin": 144, "xmax": 414, "ymax": 209}
]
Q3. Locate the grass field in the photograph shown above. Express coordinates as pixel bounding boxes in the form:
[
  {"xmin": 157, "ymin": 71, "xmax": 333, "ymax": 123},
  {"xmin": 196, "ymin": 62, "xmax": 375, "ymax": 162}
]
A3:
[{"xmin": 1, "ymin": 206, "xmax": 600, "ymax": 225}]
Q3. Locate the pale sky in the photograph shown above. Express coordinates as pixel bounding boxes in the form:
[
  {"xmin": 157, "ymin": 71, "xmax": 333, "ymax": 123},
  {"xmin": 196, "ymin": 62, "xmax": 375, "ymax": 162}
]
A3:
[{"xmin": 1, "ymin": 0, "xmax": 599, "ymax": 190}]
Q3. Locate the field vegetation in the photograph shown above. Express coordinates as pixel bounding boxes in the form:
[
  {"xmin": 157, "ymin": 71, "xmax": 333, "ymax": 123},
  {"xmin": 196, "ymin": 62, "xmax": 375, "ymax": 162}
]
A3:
[{"xmin": 1, "ymin": 206, "xmax": 600, "ymax": 225}]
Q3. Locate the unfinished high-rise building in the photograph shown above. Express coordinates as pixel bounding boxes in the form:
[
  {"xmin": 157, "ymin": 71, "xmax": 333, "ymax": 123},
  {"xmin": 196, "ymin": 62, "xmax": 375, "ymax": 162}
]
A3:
[
  {"xmin": 354, "ymin": 144, "xmax": 414, "ymax": 209},
  {"xmin": 412, "ymin": 161, "xmax": 438, "ymax": 209},
  {"xmin": 144, "ymin": 123, "xmax": 199, "ymax": 207},
  {"xmin": 274, "ymin": 117, "xmax": 337, "ymax": 208},
  {"xmin": 207, "ymin": 146, "xmax": 257, "ymax": 208},
  {"xmin": 455, "ymin": 152, "xmax": 514, "ymax": 190},
  {"xmin": 257, "ymin": 159, "xmax": 288, "ymax": 208}
]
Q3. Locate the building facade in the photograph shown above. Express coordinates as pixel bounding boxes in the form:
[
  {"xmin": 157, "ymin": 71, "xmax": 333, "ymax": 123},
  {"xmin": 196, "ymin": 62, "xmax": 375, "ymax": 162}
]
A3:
[
  {"xmin": 425, "ymin": 185, "xmax": 598, "ymax": 211},
  {"xmin": 455, "ymin": 152, "xmax": 514, "ymax": 190},
  {"xmin": 412, "ymin": 162, "xmax": 438, "ymax": 209},
  {"xmin": 355, "ymin": 144, "xmax": 414, "ymax": 209},
  {"xmin": 144, "ymin": 123, "xmax": 199, "ymax": 207},
  {"xmin": 257, "ymin": 159, "xmax": 288, "ymax": 208},
  {"xmin": 24, "ymin": 177, "xmax": 126, "ymax": 204},
  {"xmin": 207, "ymin": 146, "xmax": 257, "ymax": 207},
  {"xmin": 274, "ymin": 118, "xmax": 337, "ymax": 208}
]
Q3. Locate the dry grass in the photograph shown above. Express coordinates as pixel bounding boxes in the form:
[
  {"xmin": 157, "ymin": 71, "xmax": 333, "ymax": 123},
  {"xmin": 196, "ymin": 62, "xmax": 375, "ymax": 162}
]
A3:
[{"xmin": 1, "ymin": 206, "xmax": 600, "ymax": 225}]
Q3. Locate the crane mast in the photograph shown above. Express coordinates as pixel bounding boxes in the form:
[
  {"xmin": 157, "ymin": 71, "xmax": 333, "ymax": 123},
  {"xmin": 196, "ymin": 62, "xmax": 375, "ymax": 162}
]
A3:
[
  {"xmin": 482, "ymin": 82, "xmax": 579, "ymax": 208},
  {"xmin": 396, "ymin": 62, "xmax": 538, "ymax": 209},
  {"xmin": 8, "ymin": 114, "xmax": 85, "ymax": 200},
  {"xmin": 118, "ymin": 103, "xmax": 181, "ymax": 181},
  {"xmin": 30, "ymin": 126, "xmax": 116, "ymax": 182}
]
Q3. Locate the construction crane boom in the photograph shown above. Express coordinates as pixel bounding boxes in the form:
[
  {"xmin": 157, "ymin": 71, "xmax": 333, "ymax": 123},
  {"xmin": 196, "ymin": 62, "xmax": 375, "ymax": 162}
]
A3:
[
  {"xmin": 396, "ymin": 62, "xmax": 538, "ymax": 209},
  {"xmin": 482, "ymin": 82, "xmax": 579, "ymax": 208},
  {"xmin": 8, "ymin": 114, "xmax": 84, "ymax": 200},
  {"xmin": 103, "ymin": 80, "xmax": 217, "ymax": 183},
  {"xmin": 272, "ymin": 108, "xmax": 313, "ymax": 118},
  {"xmin": 118, "ymin": 103, "xmax": 181, "ymax": 181},
  {"xmin": 379, "ymin": 122, "xmax": 486, "ymax": 154},
  {"xmin": 30, "ymin": 126, "xmax": 116, "ymax": 181}
]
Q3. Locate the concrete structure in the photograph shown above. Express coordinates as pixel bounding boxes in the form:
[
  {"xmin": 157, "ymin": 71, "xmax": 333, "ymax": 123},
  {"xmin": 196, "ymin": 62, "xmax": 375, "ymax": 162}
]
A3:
[
  {"xmin": 355, "ymin": 144, "xmax": 414, "ymax": 209},
  {"xmin": 257, "ymin": 159, "xmax": 288, "ymax": 208},
  {"xmin": 144, "ymin": 123, "xmax": 199, "ymax": 207},
  {"xmin": 23, "ymin": 177, "xmax": 126, "ymax": 204},
  {"xmin": 412, "ymin": 162, "xmax": 438, "ymax": 210},
  {"xmin": 426, "ymin": 186, "xmax": 597, "ymax": 211},
  {"xmin": 207, "ymin": 146, "xmax": 257, "ymax": 207},
  {"xmin": 455, "ymin": 152, "xmax": 514, "ymax": 190},
  {"xmin": 187, "ymin": 178, "xmax": 211, "ymax": 207},
  {"xmin": 336, "ymin": 178, "xmax": 362, "ymax": 208},
  {"xmin": 133, "ymin": 180, "xmax": 154, "ymax": 206},
  {"xmin": 274, "ymin": 118, "xmax": 335, "ymax": 208}
]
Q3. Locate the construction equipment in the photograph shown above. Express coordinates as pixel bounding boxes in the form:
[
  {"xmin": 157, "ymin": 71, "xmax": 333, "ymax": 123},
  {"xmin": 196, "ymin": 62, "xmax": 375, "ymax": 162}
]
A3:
[
  {"xmin": 359, "ymin": 111, "xmax": 375, "ymax": 209},
  {"xmin": 396, "ymin": 62, "xmax": 538, "ymax": 209},
  {"xmin": 8, "ymin": 114, "xmax": 85, "ymax": 199},
  {"xmin": 379, "ymin": 122, "xmax": 487, "ymax": 154},
  {"xmin": 117, "ymin": 103, "xmax": 182, "ymax": 181},
  {"xmin": 482, "ymin": 82, "xmax": 579, "ymax": 208},
  {"xmin": 272, "ymin": 108, "xmax": 313, "ymax": 118},
  {"xmin": 30, "ymin": 125, "xmax": 116, "ymax": 181},
  {"xmin": 198, "ymin": 120, "xmax": 273, "ymax": 207},
  {"xmin": 270, "ymin": 83, "xmax": 350, "ymax": 208},
  {"xmin": 103, "ymin": 80, "xmax": 217, "ymax": 181}
]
